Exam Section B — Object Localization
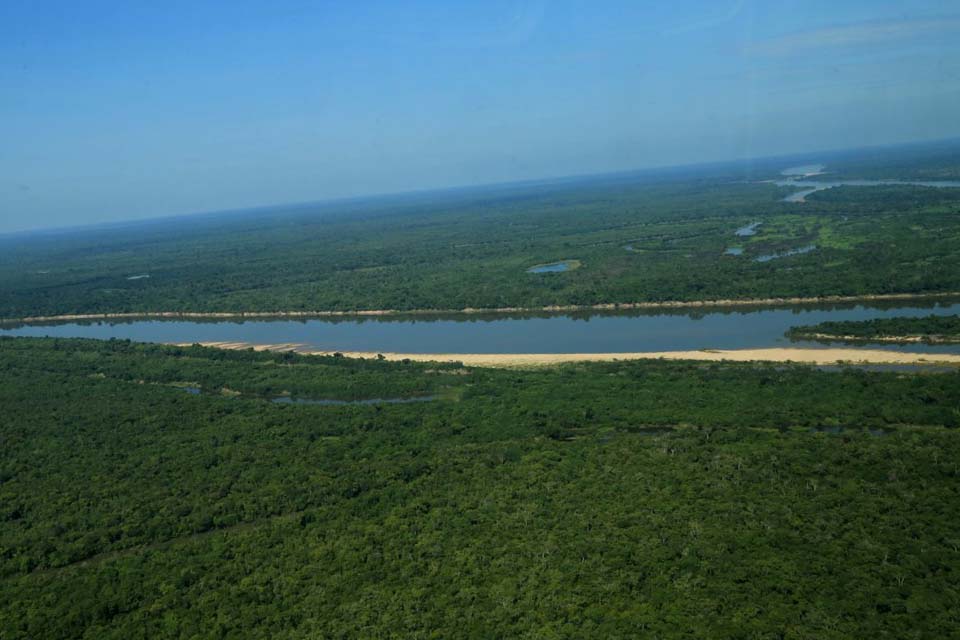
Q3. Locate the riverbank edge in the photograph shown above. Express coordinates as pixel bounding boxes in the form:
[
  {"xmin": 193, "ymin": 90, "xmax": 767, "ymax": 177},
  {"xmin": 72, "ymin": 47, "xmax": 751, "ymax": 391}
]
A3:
[
  {"xmin": 788, "ymin": 332, "xmax": 960, "ymax": 345},
  {"xmin": 177, "ymin": 342, "xmax": 960, "ymax": 368},
  {"xmin": 3, "ymin": 291, "xmax": 960, "ymax": 325}
]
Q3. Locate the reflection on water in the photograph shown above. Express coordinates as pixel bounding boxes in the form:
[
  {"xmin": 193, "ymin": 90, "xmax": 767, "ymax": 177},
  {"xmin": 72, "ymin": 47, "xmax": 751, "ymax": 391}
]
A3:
[{"xmin": 4, "ymin": 299, "xmax": 960, "ymax": 355}]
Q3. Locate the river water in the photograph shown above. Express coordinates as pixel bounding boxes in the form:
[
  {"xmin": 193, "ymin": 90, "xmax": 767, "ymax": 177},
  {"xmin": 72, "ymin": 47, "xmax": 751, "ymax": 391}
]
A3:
[
  {"xmin": 775, "ymin": 178, "xmax": 960, "ymax": 202},
  {"xmin": 2, "ymin": 300, "xmax": 959, "ymax": 354}
]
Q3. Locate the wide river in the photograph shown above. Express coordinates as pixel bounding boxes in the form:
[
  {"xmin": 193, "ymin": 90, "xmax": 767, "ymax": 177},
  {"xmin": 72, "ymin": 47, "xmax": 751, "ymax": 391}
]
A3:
[{"xmin": 3, "ymin": 300, "xmax": 959, "ymax": 354}]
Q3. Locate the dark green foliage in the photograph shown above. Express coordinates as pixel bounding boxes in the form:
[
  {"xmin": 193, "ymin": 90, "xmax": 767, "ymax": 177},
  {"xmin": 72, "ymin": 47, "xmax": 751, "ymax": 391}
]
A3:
[
  {"xmin": 0, "ymin": 336, "xmax": 460, "ymax": 400},
  {"xmin": 804, "ymin": 184, "xmax": 960, "ymax": 211},
  {"xmin": 2, "ymin": 337, "xmax": 960, "ymax": 637},
  {"xmin": 789, "ymin": 314, "xmax": 960, "ymax": 344}
]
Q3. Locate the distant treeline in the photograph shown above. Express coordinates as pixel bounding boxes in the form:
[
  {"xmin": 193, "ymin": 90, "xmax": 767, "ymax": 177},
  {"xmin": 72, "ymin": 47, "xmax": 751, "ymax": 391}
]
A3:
[
  {"xmin": 3, "ymin": 154, "xmax": 960, "ymax": 319},
  {"xmin": 819, "ymin": 139, "xmax": 960, "ymax": 181}
]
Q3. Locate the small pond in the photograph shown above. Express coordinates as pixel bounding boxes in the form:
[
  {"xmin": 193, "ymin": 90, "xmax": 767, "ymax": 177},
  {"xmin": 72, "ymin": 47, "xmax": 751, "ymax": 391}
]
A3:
[
  {"xmin": 755, "ymin": 244, "xmax": 817, "ymax": 263},
  {"xmin": 528, "ymin": 261, "xmax": 576, "ymax": 274},
  {"xmin": 735, "ymin": 222, "xmax": 762, "ymax": 237}
]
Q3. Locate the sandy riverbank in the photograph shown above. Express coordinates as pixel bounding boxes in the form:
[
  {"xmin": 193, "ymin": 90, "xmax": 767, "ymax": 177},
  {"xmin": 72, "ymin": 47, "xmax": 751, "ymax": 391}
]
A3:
[
  {"xmin": 791, "ymin": 332, "xmax": 960, "ymax": 345},
  {"xmin": 178, "ymin": 342, "xmax": 960, "ymax": 368},
  {"xmin": 4, "ymin": 291, "xmax": 960, "ymax": 325}
]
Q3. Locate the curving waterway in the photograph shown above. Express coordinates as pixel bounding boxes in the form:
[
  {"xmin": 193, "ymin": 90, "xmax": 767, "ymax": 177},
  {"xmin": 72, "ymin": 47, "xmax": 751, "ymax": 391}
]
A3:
[
  {"xmin": 3, "ymin": 300, "xmax": 959, "ymax": 354},
  {"xmin": 774, "ymin": 164, "xmax": 960, "ymax": 202}
]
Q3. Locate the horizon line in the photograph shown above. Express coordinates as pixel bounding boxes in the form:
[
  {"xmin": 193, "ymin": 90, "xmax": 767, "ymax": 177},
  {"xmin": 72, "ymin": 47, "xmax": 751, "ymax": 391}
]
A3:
[{"xmin": 4, "ymin": 135, "xmax": 958, "ymax": 239}]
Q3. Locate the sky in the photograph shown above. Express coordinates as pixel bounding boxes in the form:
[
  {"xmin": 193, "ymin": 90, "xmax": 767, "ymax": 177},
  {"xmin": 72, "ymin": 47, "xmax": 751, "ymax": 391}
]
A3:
[{"xmin": 2, "ymin": 0, "xmax": 960, "ymax": 232}]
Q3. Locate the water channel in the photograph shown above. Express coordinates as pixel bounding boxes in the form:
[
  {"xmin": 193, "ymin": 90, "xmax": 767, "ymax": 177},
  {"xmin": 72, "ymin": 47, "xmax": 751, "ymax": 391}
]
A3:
[{"xmin": 3, "ymin": 300, "xmax": 959, "ymax": 354}]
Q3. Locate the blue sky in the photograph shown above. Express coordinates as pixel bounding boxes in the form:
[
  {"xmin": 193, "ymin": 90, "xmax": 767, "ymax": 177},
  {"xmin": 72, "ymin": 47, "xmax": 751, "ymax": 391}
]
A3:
[{"xmin": 2, "ymin": 0, "xmax": 959, "ymax": 232}]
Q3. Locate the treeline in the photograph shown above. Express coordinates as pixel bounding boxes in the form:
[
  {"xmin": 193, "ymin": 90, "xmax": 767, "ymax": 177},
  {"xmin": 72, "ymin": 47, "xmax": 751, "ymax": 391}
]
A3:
[
  {"xmin": 788, "ymin": 314, "xmax": 960, "ymax": 344},
  {"xmin": 2, "ymin": 337, "xmax": 960, "ymax": 637},
  {"xmin": 819, "ymin": 139, "xmax": 960, "ymax": 181},
  {"xmin": 0, "ymin": 336, "xmax": 462, "ymax": 400},
  {"xmin": 804, "ymin": 184, "xmax": 960, "ymax": 211}
]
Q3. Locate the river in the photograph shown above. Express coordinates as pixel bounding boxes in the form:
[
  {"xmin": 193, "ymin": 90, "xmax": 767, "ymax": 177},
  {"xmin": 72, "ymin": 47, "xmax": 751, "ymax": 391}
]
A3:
[
  {"xmin": 2, "ymin": 300, "xmax": 959, "ymax": 354},
  {"xmin": 774, "ymin": 177, "xmax": 960, "ymax": 202}
]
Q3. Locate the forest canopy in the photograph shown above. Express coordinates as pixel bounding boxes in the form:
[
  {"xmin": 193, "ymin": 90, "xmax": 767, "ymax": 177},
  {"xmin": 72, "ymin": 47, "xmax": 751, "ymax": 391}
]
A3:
[{"xmin": 2, "ymin": 337, "xmax": 960, "ymax": 638}]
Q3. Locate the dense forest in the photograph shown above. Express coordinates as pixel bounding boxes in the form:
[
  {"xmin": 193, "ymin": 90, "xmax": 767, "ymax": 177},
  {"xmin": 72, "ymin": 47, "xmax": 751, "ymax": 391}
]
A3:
[
  {"xmin": 2, "ymin": 336, "xmax": 960, "ymax": 637},
  {"xmin": 788, "ymin": 314, "xmax": 960, "ymax": 344},
  {"xmin": 3, "ymin": 144, "xmax": 960, "ymax": 319}
]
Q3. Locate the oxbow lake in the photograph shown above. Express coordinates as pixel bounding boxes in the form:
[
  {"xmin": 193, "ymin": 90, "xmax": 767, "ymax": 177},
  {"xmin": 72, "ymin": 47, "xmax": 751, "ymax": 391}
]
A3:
[{"xmin": 3, "ymin": 301, "xmax": 960, "ymax": 355}]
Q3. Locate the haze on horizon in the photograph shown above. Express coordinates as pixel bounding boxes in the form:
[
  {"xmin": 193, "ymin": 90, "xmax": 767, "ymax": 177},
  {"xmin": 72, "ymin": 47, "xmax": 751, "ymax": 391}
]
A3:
[{"xmin": 3, "ymin": 0, "xmax": 960, "ymax": 233}]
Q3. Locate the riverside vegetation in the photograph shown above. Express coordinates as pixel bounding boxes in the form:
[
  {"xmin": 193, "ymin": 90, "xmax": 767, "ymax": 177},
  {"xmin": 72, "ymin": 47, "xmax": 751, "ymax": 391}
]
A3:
[
  {"xmin": 2, "ymin": 336, "xmax": 960, "ymax": 637},
  {"xmin": 3, "ymin": 144, "xmax": 960, "ymax": 320},
  {"xmin": 788, "ymin": 314, "xmax": 960, "ymax": 344}
]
